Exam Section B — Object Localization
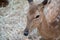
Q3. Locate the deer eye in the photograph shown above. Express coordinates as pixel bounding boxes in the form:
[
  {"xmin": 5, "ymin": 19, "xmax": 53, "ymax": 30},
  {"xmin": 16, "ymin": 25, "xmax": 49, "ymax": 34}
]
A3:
[
  {"xmin": 36, "ymin": 15, "xmax": 40, "ymax": 18},
  {"xmin": 42, "ymin": 0, "xmax": 48, "ymax": 5}
]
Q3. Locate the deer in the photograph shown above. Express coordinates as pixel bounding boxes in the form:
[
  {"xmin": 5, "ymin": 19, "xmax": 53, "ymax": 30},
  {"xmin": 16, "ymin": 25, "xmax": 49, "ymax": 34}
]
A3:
[{"xmin": 24, "ymin": 0, "xmax": 60, "ymax": 40}]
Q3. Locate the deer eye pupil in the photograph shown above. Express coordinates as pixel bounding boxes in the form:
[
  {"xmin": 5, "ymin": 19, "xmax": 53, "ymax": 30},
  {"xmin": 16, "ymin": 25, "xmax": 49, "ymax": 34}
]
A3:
[{"xmin": 36, "ymin": 15, "xmax": 40, "ymax": 18}]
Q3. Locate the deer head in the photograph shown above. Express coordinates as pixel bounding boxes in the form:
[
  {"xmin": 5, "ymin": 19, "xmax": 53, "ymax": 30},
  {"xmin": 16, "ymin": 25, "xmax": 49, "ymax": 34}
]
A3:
[{"xmin": 24, "ymin": 0, "xmax": 48, "ymax": 36}]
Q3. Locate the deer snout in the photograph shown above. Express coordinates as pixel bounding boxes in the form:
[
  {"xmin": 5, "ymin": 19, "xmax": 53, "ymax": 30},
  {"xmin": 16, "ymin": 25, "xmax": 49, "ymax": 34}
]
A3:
[{"xmin": 24, "ymin": 28, "xmax": 29, "ymax": 36}]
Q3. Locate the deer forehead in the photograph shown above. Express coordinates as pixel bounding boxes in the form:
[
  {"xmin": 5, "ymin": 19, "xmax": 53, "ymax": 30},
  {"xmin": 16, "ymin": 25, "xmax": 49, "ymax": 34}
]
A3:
[
  {"xmin": 29, "ymin": 6, "xmax": 38, "ymax": 15},
  {"xmin": 34, "ymin": 10, "xmax": 40, "ymax": 16},
  {"xmin": 28, "ymin": 9, "xmax": 40, "ymax": 17}
]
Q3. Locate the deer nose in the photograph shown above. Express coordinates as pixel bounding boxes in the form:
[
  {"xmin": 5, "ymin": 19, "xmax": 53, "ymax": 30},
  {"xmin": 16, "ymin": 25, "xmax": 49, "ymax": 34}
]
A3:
[{"xmin": 24, "ymin": 29, "xmax": 29, "ymax": 36}]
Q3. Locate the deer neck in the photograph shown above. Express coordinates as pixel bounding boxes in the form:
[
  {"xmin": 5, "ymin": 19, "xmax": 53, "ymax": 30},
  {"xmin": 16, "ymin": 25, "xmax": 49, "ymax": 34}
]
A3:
[
  {"xmin": 40, "ymin": 8, "xmax": 48, "ymax": 28},
  {"xmin": 38, "ymin": 3, "xmax": 49, "ymax": 27}
]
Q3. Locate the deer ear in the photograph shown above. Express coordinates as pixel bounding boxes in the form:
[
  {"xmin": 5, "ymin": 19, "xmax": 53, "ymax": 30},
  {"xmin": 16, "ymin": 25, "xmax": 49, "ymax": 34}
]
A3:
[
  {"xmin": 28, "ymin": 0, "xmax": 33, "ymax": 3},
  {"xmin": 37, "ymin": 0, "xmax": 48, "ymax": 8}
]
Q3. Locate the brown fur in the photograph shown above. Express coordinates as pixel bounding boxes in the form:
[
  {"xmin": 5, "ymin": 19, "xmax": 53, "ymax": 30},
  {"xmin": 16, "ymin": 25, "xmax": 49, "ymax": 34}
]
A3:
[{"xmin": 24, "ymin": 0, "xmax": 60, "ymax": 40}]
